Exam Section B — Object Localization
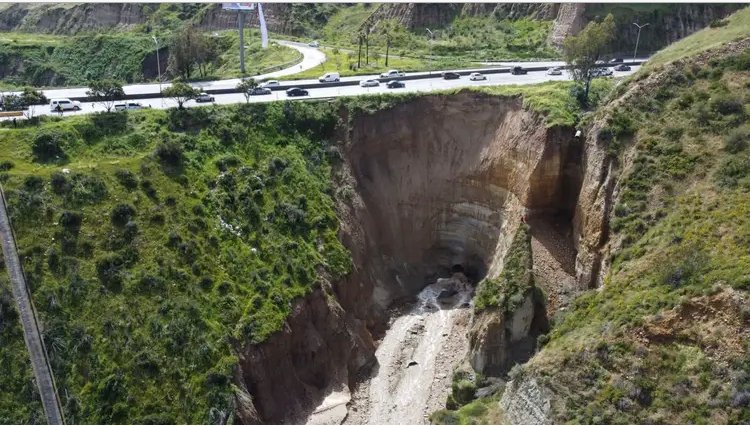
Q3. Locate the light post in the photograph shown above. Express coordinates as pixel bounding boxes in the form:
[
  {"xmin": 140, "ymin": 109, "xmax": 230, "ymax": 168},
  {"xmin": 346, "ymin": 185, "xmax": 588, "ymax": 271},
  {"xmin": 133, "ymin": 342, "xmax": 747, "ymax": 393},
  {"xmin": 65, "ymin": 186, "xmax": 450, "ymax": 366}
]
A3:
[
  {"xmin": 152, "ymin": 36, "xmax": 162, "ymax": 94},
  {"xmin": 426, "ymin": 28, "xmax": 434, "ymax": 75},
  {"xmin": 632, "ymin": 22, "xmax": 649, "ymax": 62}
]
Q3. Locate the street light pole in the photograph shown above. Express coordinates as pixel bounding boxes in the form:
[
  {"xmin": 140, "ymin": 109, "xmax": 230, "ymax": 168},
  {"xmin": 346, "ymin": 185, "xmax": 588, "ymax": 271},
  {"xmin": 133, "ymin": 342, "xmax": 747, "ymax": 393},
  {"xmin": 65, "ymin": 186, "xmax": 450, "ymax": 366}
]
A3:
[
  {"xmin": 426, "ymin": 28, "xmax": 434, "ymax": 76},
  {"xmin": 152, "ymin": 36, "xmax": 162, "ymax": 94},
  {"xmin": 632, "ymin": 22, "xmax": 649, "ymax": 62}
]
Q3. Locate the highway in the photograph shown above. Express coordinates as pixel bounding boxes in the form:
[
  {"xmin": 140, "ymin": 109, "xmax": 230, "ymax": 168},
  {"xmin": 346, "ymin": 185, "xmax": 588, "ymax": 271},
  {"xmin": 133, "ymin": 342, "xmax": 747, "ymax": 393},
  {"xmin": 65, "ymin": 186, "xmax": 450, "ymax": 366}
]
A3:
[
  {"xmin": 29, "ymin": 65, "xmax": 641, "ymax": 117},
  {"xmin": 2, "ymin": 37, "xmax": 644, "ymax": 118}
]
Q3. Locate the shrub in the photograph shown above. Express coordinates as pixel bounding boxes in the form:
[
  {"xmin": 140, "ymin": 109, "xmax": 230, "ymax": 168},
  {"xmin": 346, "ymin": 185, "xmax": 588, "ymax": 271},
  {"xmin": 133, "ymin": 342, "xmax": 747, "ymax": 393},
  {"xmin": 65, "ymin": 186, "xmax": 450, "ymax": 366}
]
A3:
[
  {"xmin": 154, "ymin": 140, "xmax": 184, "ymax": 169},
  {"xmin": 68, "ymin": 174, "xmax": 108, "ymax": 205},
  {"xmin": 32, "ymin": 129, "xmax": 73, "ymax": 162},
  {"xmin": 50, "ymin": 172, "xmax": 70, "ymax": 194},
  {"xmin": 0, "ymin": 161, "xmax": 13, "ymax": 171},
  {"xmin": 724, "ymin": 127, "xmax": 749, "ymax": 153},
  {"xmin": 95, "ymin": 253, "xmax": 125, "ymax": 291},
  {"xmin": 716, "ymin": 157, "xmax": 750, "ymax": 188},
  {"xmin": 710, "ymin": 95, "xmax": 744, "ymax": 116},
  {"xmin": 111, "ymin": 203, "xmax": 136, "ymax": 227},
  {"xmin": 114, "ymin": 170, "xmax": 138, "ymax": 190},
  {"xmin": 59, "ymin": 211, "xmax": 83, "ymax": 233},
  {"xmin": 451, "ymin": 379, "xmax": 478, "ymax": 406}
]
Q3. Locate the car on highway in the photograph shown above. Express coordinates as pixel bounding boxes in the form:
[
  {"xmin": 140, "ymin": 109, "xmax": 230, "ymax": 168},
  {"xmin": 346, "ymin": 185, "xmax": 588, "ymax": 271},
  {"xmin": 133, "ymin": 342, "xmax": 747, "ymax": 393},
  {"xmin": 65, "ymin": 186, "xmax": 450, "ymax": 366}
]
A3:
[
  {"xmin": 114, "ymin": 102, "xmax": 148, "ymax": 111},
  {"xmin": 50, "ymin": 98, "xmax": 81, "ymax": 112},
  {"xmin": 359, "ymin": 79, "xmax": 380, "ymax": 87},
  {"xmin": 590, "ymin": 67, "xmax": 614, "ymax": 78},
  {"xmin": 469, "ymin": 72, "xmax": 486, "ymax": 81},
  {"xmin": 248, "ymin": 87, "xmax": 272, "ymax": 96},
  {"xmin": 195, "ymin": 92, "xmax": 215, "ymax": 103},
  {"xmin": 613, "ymin": 64, "xmax": 632, "ymax": 72},
  {"xmin": 308, "ymin": 41, "xmax": 320, "ymax": 48},
  {"xmin": 318, "ymin": 72, "xmax": 340, "ymax": 82},
  {"xmin": 285, "ymin": 87, "xmax": 308, "ymax": 97},
  {"xmin": 386, "ymin": 80, "xmax": 405, "ymax": 89},
  {"xmin": 609, "ymin": 57, "xmax": 624, "ymax": 64},
  {"xmin": 380, "ymin": 69, "xmax": 405, "ymax": 78},
  {"xmin": 442, "ymin": 72, "xmax": 460, "ymax": 80},
  {"xmin": 511, "ymin": 66, "xmax": 527, "ymax": 75},
  {"xmin": 547, "ymin": 67, "xmax": 563, "ymax": 75},
  {"xmin": 260, "ymin": 80, "xmax": 280, "ymax": 88}
]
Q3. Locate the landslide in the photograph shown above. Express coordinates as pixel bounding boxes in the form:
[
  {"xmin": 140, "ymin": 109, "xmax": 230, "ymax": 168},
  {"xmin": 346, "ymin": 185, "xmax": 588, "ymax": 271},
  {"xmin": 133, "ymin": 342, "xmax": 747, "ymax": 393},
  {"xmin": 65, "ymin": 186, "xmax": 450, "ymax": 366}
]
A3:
[{"xmin": 499, "ymin": 35, "xmax": 750, "ymax": 425}]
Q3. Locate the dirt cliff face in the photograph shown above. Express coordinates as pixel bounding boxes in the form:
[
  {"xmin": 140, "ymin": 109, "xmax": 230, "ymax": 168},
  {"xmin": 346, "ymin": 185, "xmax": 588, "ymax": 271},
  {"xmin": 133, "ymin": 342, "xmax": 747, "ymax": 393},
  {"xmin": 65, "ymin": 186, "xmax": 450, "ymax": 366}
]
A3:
[
  {"xmin": 234, "ymin": 282, "xmax": 375, "ymax": 424},
  {"xmin": 0, "ymin": 3, "xmax": 146, "ymax": 34},
  {"xmin": 235, "ymin": 92, "xmax": 588, "ymax": 422}
]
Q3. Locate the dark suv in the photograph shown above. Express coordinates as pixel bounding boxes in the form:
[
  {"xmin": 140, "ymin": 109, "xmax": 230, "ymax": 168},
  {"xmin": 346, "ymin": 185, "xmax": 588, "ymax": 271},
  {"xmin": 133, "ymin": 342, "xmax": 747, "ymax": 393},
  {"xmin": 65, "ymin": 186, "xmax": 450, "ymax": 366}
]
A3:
[
  {"xmin": 442, "ymin": 72, "xmax": 460, "ymax": 80},
  {"xmin": 511, "ymin": 66, "xmax": 527, "ymax": 75}
]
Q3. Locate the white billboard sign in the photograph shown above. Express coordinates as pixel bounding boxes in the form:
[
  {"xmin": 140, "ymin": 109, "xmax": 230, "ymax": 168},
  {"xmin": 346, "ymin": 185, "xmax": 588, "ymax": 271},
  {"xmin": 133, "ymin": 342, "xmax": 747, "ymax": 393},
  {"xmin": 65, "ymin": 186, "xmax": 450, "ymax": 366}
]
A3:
[{"xmin": 222, "ymin": 3, "xmax": 255, "ymax": 11}]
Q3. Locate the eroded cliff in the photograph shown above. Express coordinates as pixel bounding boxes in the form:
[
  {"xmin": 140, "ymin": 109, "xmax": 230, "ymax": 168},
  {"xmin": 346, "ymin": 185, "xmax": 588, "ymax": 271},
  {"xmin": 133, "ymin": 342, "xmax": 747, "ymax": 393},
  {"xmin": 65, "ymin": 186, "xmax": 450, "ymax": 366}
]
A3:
[{"xmin": 234, "ymin": 91, "xmax": 589, "ymax": 423}]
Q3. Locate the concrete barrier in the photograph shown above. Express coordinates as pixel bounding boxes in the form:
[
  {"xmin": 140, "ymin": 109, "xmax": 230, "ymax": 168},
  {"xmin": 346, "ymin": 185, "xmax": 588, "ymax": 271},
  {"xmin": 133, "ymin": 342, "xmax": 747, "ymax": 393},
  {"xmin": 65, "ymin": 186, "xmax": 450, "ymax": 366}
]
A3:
[{"xmin": 0, "ymin": 111, "xmax": 23, "ymax": 117}]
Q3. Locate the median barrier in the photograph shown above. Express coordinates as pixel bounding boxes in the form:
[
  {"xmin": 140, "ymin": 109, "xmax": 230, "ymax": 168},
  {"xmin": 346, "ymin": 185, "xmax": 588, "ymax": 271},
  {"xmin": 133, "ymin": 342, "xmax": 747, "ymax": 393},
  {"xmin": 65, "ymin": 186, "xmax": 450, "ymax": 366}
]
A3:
[{"xmin": 47, "ymin": 60, "xmax": 647, "ymax": 104}]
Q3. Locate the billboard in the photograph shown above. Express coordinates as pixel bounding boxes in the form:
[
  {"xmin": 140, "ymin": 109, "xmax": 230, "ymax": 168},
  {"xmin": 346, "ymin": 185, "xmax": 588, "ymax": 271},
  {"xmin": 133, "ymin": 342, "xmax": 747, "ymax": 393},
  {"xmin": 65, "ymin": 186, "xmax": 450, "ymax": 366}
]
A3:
[{"xmin": 222, "ymin": 3, "xmax": 255, "ymax": 10}]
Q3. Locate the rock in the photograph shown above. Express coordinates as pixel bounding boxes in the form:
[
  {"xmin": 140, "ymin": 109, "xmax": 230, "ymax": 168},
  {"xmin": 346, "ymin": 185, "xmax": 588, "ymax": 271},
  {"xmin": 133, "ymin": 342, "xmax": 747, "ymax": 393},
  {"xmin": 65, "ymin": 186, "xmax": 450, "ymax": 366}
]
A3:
[
  {"xmin": 437, "ymin": 288, "xmax": 458, "ymax": 302},
  {"xmin": 407, "ymin": 361, "xmax": 418, "ymax": 367}
]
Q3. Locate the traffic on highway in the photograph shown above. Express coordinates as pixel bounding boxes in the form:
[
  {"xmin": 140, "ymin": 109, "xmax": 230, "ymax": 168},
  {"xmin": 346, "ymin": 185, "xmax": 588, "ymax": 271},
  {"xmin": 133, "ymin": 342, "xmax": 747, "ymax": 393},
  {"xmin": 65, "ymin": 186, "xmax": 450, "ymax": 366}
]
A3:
[{"xmin": 4, "ymin": 63, "xmax": 641, "ymax": 119}]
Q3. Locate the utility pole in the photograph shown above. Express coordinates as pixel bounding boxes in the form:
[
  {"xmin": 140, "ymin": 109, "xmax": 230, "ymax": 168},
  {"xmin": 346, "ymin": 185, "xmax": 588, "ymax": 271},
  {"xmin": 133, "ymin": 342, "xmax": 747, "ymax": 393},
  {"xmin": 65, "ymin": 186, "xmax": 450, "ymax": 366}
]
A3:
[
  {"xmin": 151, "ymin": 36, "xmax": 162, "ymax": 94},
  {"xmin": 357, "ymin": 32, "xmax": 363, "ymax": 68},
  {"xmin": 365, "ymin": 29, "xmax": 370, "ymax": 65},
  {"xmin": 426, "ymin": 28, "xmax": 434, "ymax": 75},
  {"xmin": 239, "ymin": 11, "xmax": 246, "ymax": 74},
  {"xmin": 632, "ymin": 22, "xmax": 649, "ymax": 62},
  {"xmin": 385, "ymin": 32, "xmax": 390, "ymax": 67}
]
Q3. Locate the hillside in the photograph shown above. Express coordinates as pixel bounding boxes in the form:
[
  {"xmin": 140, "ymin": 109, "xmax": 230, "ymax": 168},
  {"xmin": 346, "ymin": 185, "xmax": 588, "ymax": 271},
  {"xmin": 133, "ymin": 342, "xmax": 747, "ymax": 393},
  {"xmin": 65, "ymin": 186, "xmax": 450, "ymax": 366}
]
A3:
[{"xmin": 433, "ymin": 6, "xmax": 750, "ymax": 424}]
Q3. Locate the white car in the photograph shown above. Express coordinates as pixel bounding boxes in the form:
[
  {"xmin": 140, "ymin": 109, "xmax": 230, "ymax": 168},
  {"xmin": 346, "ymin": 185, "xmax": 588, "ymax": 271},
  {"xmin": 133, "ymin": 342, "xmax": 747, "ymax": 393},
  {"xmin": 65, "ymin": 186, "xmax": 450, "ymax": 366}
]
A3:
[
  {"xmin": 359, "ymin": 79, "xmax": 380, "ymax": 88},
  {"xmin": 308, "ymin": 41, "xmax": 320, "ymax": 48},
  {"xmin": 50, "ymin": 98, "xmax": 81, "ymax": 112},
  {"xmin": 469, "ymin": 72, "xmax": 486, "ymax": 81},
  {"xmin": 260, "ymin": 80, "xmax": 280, "ymax": 88},
  {"xmin": 380, "ymin": 70, "xmax": 405, "ymax": 78},
  {"xmin": 547, "ymin": 67, "xmax": 563, "ymax": 76},
  {"xmin": 195, "ymin": 92, "xmax": 215, "ymax": 103},
  {"xmin": 114, "ymin": 102, "xmax": 148, "ymax": 111}
]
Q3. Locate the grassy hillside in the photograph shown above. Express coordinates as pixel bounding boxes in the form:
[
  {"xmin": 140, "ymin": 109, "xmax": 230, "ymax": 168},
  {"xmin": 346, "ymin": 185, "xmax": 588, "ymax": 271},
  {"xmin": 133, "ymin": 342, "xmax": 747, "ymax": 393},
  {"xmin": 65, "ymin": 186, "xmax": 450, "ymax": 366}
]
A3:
[
  {"xmin": 645, "ymin": 6, "xmax": 750, "ymax": 69},
  {"xmin": 0, "ymin": 29, "xmax": 300, "ymax": 89},
  {"xmin": 0, "ymin": 102, "xmax": 350, "ymax": 423},
  {"xmin": 517, "ymin": 17, "xmax": 750, "ymax": 424}
]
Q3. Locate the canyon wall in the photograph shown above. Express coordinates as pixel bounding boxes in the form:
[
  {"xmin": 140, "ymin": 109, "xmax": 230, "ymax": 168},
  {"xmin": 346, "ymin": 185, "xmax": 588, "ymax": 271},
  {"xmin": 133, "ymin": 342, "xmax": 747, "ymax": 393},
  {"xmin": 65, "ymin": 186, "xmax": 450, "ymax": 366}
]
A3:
[{"xmin": 233, "ymin": 91, "xmax": 587, "ymax": 422}]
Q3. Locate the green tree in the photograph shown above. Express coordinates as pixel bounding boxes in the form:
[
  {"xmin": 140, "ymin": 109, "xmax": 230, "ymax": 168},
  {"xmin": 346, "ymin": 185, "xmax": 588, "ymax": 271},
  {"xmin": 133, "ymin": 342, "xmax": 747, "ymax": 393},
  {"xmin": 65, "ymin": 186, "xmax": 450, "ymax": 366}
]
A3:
[
  {"xmin": 168, "ymin": 24, "xmax": 217, "ymax": 80},
  {"xmin": 236, "ymin": 78, "xmax": 258, "ymax": 103},
  {"xmin": 86, "ymin": 79, "xmax": 125, "ymax": 112},
  {"xmin": 11, "ymin": 88, "xmax": 48, "ymax": 120},
  {"xmin": 163, "ymin": 82, "xmax": 198, "ymax": 109},
  {"xmin": 562, "ymin": 14, "xmax": 616, "ymax": 104}
]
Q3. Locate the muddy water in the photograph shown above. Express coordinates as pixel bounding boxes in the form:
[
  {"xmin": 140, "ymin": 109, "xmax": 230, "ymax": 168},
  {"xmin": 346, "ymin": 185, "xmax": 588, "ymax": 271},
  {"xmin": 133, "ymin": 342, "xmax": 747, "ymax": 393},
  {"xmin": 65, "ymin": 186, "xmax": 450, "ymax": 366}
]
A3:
[{"xmin": 345, "ymin": 274, "xmax": 473, "ymax": 425}]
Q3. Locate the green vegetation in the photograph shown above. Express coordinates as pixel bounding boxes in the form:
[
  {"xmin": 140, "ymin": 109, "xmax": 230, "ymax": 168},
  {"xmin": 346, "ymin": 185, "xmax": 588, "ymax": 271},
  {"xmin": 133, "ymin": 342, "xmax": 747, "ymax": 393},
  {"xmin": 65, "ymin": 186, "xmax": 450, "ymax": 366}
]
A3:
[
  {"xmin": 527, "ymin": 34, "xmax": 750, "ymax": 424},
  {"xmin": 0, "ymin": 101, "xmax": 351, "ymax": 423},
  {"xmin": 563, "ymin": 14, "xmax": 616, "ymax": 103},
  {"xmin": 318, "ymin": 5, "xmax": 556, "ymax": 62},
  {"xmin": 644, "ymin": 6, "xmax": 750, "ymax": 69},
  {"xmin": 431, "ymin": 371, "xmax": 505, "ymax": 425},
  {"xmin": 0, "ymin": 264, "xmax": 45, "ymax": 423},
  {"xmin": 475, "ymin": 224, "xmax": 534, "ymax": 314},
  {"xmin": 0, "ymin": 28, "xmax": 299, "ymax": 88}
]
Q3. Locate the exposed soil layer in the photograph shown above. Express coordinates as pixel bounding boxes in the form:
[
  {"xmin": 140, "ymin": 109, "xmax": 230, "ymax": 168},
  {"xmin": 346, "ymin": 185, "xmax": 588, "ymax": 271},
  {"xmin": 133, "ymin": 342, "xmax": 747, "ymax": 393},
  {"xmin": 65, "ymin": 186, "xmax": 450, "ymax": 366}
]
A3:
[{"xmin": 235, "ymin": 92, "xmax": 585, "ymax": 423}]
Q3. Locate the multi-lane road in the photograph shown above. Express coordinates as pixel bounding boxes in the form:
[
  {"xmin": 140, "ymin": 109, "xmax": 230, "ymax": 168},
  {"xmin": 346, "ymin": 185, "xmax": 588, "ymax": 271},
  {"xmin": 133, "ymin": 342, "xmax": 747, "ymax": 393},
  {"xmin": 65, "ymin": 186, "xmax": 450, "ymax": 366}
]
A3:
[{"xmin": 4, "ymin": 39, "xmax": 644, "ymax": 117}]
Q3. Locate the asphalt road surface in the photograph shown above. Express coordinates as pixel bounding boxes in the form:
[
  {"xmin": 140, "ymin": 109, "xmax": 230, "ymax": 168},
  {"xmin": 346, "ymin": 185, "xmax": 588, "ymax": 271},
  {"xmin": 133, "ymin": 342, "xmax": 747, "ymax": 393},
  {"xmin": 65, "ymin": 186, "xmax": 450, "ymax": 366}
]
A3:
[{"xmin": 30, "ymin": 65, "xmax": 640, "ymax": 117}]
